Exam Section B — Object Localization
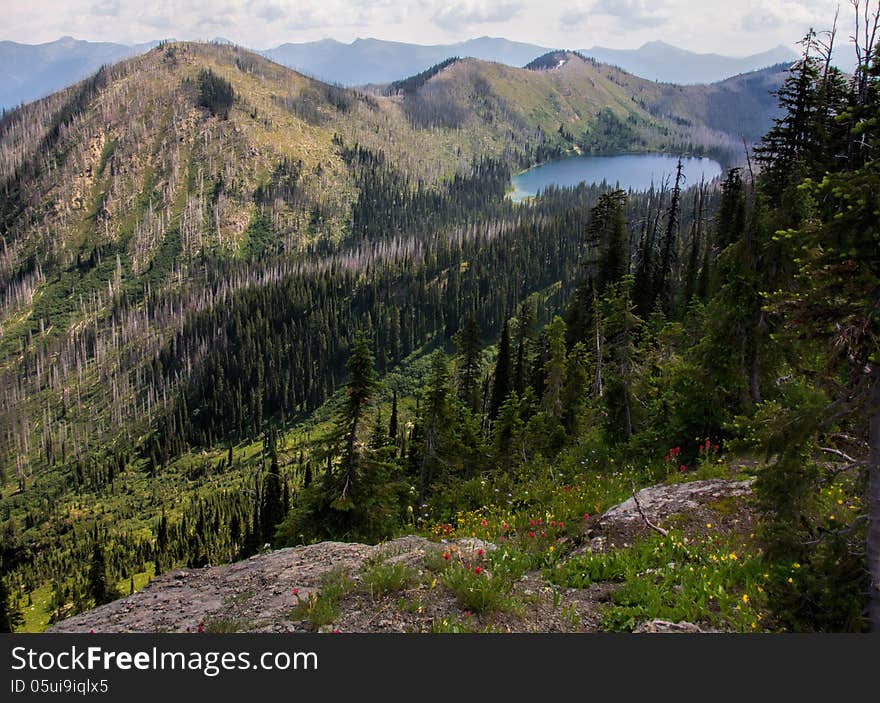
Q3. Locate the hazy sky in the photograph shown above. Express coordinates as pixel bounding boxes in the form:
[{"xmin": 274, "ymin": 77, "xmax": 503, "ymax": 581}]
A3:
[{"xmin": 2, "ymin": 0, "xmax": 852, "ymax": 56}]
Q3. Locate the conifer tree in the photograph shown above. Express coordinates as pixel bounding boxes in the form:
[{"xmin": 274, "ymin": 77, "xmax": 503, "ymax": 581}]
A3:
[
  {"xmin": 455, "ymin": 315, "xmax": 482, "ymax": 413},
  {"xmin": 388, "ymin": 390, "xmax": 399, "ymax": 444},
  {"xmin": 88, "ymin": 534, "xmax": 113, "ymax": 606},
  {"xmin": 489, "ymin": 319, "xmax": 512, "ymax": 420},
  {"xmin": 0, "ymin": 576, "xmax": 22, "ymax": 633}
]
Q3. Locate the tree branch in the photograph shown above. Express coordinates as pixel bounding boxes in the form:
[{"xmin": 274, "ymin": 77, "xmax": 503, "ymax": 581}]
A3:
[
  {"xmin": 630, "ymin": 480, "xmax": 668, "ymax": 537},
  {"xmin": 819, "ymin": 446, "xmax": 859, "ymax": 463}
]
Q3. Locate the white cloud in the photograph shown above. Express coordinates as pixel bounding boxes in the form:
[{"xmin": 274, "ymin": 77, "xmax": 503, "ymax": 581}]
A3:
[
  {"xmin": 0, "ymin": 0, "xmax": 847, "ymax": 57},
  {"xmin": 433, "ymin": 1, "xmax": 524, "ymax": 33},
  {"xmin": 589, "ymin": 0, "xmax": 669, "ymax": 28}
]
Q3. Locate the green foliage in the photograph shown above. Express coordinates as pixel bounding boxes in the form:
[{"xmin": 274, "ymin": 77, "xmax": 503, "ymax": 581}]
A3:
[
  {"xmin": 0, "ymin": 577, "xmax": 23, "ymax": 632},
  {"xmin": 196, "ymin": 68, "xmax": 234, "ymax": 118},
  {"xmin": 243, "ymin": 209, "xmax": 280, "ymax": 259},
  {"xmin": 440, "ymin": 561, "xmax": 512, "ymax": 614},
  {"xmin": 578, "ymin": 108, "xmax": 642, "ymax": 155},
  {"xmin": 551, "ymin": 530, "xmax": 766, "ymax": 632},
  {"xmin": 288, "ymin": 566, "xmax": 355, "ymax": 630},
  {"xmin": 359, "ymin": 560, "xmax": 417, "ymax": 600}
]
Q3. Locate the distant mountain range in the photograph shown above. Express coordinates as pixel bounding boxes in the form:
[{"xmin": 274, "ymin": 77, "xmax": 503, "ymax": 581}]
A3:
[
  {"xmin": 580, "ymin": 40, "xmax": 797, "ymax": 85},
  {"xmin": 0, "ymin": 35, "xmax": 798, "ymax": 110},
  {"xmin": 262, "ymin": 36, "xmax": 552, "ymax": 86},
  {"xmin": 0, "ymin": 36, "xmax": 159, "ymax": 109}
]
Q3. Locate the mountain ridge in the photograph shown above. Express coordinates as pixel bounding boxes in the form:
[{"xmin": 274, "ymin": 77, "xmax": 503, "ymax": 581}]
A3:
[{"xmin": 0, "ymin": 35, "xmax": 796, "ymax": 109}]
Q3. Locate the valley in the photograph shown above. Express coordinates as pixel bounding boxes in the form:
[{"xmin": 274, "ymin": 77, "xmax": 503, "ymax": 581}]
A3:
[{"xmin": 0, "ymin": 26, "xmax": 877, "ymax": 636}]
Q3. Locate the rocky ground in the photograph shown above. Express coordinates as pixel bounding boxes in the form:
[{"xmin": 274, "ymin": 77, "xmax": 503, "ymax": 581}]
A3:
[{"xmin": 48, "ymin": 478, "xmax": 755, "ymax": 634}]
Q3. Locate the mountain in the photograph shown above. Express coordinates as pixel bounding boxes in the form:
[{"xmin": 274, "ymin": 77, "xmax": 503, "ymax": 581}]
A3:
[
  {"xmin": 580, "ymin": 40, "xmax": 798, "ymax": 85},
  {"xmin": 261, "ymin": 36, "xmax": 551, "ymax": 86},
  {"xmin": 0, "ymin": 36, "xmax": 158, "ymax": 109},
  {"xmin": 0, "ymin": 42, "xmax": 785, "ymax": 631},
  {"xmin": 0, "ymin": 36, "xmax": 794, "ymax": 110}
]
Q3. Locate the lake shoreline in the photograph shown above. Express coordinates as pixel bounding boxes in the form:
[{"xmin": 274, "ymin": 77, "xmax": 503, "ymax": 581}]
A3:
[{"xmin": 508, "ymin": 152, "xmax": 724, "ymax": 203}]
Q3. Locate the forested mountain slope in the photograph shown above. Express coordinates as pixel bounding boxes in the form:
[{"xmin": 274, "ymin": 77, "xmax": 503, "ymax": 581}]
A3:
[{"xmin": 5, "ymin": 38, "xmax": 852, "ymax": 635}]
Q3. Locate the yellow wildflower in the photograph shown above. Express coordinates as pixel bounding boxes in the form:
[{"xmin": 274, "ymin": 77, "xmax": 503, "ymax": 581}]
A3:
[{"xmin": 742, "ymin": 594, "xmax": 749, "ymax": 604}]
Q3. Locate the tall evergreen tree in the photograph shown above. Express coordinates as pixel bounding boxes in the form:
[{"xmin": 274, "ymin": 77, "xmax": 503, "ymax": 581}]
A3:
[
  {"xmin": 655, "ymin": 159, "xmax": 685, "ymax": 314},
  {"xmin": 388, "ymin": 390, "xmax": 399, "ymax": 444},
  {"xmin": 489, "ymin": 319, "xmax": 512, "ymax": 420},
  {"xmin": 0, "ymin": 576, "xmax": 22, "ymax": 633},
  {"xmin": 336, "ymin": 334, "xmax": 380, "ymax": 504},
  {"xmin": 513, "ymin": 300, "xmax": 534, "ymax": 397},
  {"xmin": 455, "ymin": 315, "xmax": 482, "ymax": 413},
  {"xmin": 88, "ymin": 533, "xmax": 112, "ymax": 606}
]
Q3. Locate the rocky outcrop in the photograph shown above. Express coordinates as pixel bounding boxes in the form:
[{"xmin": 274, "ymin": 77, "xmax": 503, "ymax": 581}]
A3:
[
  {"xmin": 48, "ymin": 536, "xmax": 440, "ymax": 633},
  {"xmin": 600, "ymin": 479, "xmax": 754, "ymax": 529},
  {"xmin": 46, "ymin": 478, "xmax": 755, "ymax": 634}
]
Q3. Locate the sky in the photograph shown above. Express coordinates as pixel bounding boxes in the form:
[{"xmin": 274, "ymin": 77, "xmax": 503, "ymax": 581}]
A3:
[{"xmin": 2, "ymin": 0, "xmax": 854, "ymax": 57}]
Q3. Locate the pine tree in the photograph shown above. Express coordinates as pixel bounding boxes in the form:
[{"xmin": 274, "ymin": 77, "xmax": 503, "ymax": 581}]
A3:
[
  {"xmin": 388, "ymin": 390, "xmax": 399, "ymax": 444},
  {"xmin": 513, "ymin": 300, "xmax": 534, "ymax": 397},
  {"xmin": 261, "ymin": 457, "xmax": 284, "ymax": 546},
  {"xmin": 418, "ymin": 352, "xmax": 453, "ymax": 501},
  {"xmin": 655, "ymin": 159, "xmax": 685, "ymax": 314},
  {"xmin": 601, "ymin": 275, "xmax": 642, "ymax": 441},
  {"xmin": 764, "ymin": 42, "xmax": 880, "ymax": 627},
  {"xmin": 88, "ymin": 534, "xmax": 112, "ymax": 606},
  {"xmin": 489, "ymin": 319, "xmax": 512, "ymax": 420},
  {"xmin": 542, "ymin": 316, "xmax": 568, "ymax": 421},
  {"xmin": 336, "ymin": 333, "xmax": 380, "ymax": 505},
  {"xmin": 595, "ymin": 189, "xmax": 630, "ymax": 292},
  {"xmin": 455, "ymin": 315, "xmax": 482, "ymax": 413},
  {"xmin": 0, "ymin": 576, "xmax": 22, "ymax": 632}
]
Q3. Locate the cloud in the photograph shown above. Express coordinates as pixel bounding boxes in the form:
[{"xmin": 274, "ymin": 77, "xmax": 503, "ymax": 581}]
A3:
[
  {"xmin": 558, "ymin": 7, "xmax": 590, "ymax": 32},
  {"xmin": 247, "ymin": 0, "xmax": 286, "ymax": 23},
  {"xmin": 90, "ymin": 0, "xmax": 122, "ymax": 16},
  {"xmin": 740, "ymin": 9, "xmax": 783, "ymax": 33},
  {"xmin": 432, "ymin": 1, "xmax": 523, "ymax": 33},
  {"xmin": 591, "ymin": 0, "xmax": 668, "ymax": 28},
  {"xmin": 560, "ymin": 0, "xmax": 669, "ymax": 32}
]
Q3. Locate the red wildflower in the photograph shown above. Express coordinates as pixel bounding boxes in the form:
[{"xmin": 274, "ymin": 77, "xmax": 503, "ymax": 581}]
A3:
[
  {"xmin": 480, "ymin": 518, "xmax": 488, "ymax": 527},
  {"xmin": 473, "ymin": 566, "xmax": 482, "ymax": 575},
  {"xmin": 443, "ymin": 552, "xmax": 451, "ymax": 561},
  {"xmin": 528, "ymin": 530, "xmax": 535, "ymax": 538},
  {"xmin": 477, "ymin": 548, "xmax": 484, "ymax": 557}
]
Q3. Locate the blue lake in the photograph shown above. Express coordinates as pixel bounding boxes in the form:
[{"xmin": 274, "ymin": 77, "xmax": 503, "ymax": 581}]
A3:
[{"xmin": 509, "ymin": 153, "xmax": 723, "ymax": 202}]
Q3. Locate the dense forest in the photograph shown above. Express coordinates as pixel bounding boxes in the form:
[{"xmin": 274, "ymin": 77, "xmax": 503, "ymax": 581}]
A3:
[{"xmin": 1, "ymin": 6, "xmax": 878, "ymax": 633}]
